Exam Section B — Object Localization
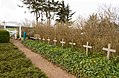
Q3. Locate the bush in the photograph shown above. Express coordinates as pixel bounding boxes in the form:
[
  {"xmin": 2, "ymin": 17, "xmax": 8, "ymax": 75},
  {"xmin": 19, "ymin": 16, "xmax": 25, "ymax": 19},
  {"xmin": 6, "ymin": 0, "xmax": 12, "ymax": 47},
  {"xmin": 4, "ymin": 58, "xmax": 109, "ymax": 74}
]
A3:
[{"xmin": 0, "ymin": 30, "xmax": 10, "ymax": 43}]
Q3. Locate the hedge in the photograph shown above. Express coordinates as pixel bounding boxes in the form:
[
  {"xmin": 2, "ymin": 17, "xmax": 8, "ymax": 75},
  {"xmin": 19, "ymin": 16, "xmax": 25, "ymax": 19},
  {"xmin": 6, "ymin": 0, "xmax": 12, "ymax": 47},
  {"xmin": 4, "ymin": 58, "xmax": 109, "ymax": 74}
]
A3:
[{"xmin": 0, "ymin": 30, "xmax": 10, "ymax": 43}]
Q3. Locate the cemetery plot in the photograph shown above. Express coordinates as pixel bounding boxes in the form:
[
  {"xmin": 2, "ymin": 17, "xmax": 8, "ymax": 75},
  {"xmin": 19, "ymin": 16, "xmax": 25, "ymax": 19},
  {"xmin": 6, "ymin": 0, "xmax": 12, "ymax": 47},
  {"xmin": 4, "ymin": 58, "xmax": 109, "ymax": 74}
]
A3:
[
  {"xmin": 0, "ymin": 43, "xmax": 47, "ymax": 78},
  {"xmin": 23, "ymin": 40, "xmax": 119, "ymax": 78}
]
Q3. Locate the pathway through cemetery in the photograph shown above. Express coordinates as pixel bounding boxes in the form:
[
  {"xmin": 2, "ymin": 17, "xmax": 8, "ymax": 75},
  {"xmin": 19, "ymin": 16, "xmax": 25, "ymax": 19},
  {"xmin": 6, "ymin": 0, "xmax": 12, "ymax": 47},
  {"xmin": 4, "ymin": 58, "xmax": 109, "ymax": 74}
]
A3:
[{"xmin": 12, "ymin": 40, "xmax": 76, "ymax": 78}]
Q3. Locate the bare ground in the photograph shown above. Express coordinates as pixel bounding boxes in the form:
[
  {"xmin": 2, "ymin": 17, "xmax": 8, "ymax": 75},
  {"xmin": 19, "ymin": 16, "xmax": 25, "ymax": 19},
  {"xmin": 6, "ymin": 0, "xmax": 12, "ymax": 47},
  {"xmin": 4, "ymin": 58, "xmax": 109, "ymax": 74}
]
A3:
[{"xmin": 12, "ymin": 40, "xmax": 76, "ymax": 78}]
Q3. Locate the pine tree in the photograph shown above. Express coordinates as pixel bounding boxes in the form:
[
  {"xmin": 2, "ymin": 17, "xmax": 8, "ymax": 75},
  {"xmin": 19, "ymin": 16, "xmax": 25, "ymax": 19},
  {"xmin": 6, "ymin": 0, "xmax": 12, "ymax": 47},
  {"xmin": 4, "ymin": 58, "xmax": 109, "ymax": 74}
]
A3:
[
  {"xmin": 56, "ymin": 1, "xmax": 75, "ymax": 24},
  {"xmin": 43, "ymin": 0, "xmax": 59, "ymax": 26},
  {"xmin": 21, "ymin": 0, "xmax": 45, "ymax": 25}
]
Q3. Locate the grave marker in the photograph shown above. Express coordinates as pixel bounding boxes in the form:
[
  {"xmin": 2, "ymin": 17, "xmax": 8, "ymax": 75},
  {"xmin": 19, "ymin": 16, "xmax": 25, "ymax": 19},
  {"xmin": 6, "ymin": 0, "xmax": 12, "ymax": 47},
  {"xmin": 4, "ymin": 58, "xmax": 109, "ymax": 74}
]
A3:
[
  {"xmin": 42, "ymin": 38, "xmax": 45, "ymax": 42},
  {"xmin": 47, "ymin": 37, "xmax": 50, "ymax": 44},
  {"xmin": 53, "ymin": 38, "xmax": 57, "ymax": 45},
  {"xmin": 34, "ymin": 34, "xmax": 40, "ymax": 40},
  {"xmin": 39, "ymin": 37, "xmax": 41, "ymax": 40},
  {"xmin": 103, "ymin": 44, "xmax": 116, "ymax": 59},
  {"xmin": 83, "ymin": 42, "xmax": 92, "ymax": 56},
  {"xmin": 69, "ymin": 40, "xmax": 76, "ymax": 48},
  {"xmin": 60, "ymin": 39, "xmax": 65, "ymax": 47},
  {"xmin": 35, "ymin": 37, "xmax": 38, "ymax": 40}
]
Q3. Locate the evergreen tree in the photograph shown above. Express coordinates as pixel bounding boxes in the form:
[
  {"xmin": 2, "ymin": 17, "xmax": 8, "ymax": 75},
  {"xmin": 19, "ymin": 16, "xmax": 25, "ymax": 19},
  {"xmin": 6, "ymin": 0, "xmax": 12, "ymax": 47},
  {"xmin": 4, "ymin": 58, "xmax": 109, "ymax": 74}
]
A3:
[
  {"xmin": 21, "ymin": 0, "xmax": 45, "ymax": 25},
  {"xmin": 21, "ymin": 0, "xmax": 75, "ymax": 25},
  {"xmin": 43, "ymin": 0, "xmax": 59, "ymax": 26},
  {"xmin": 56, "ymin": 1, "xmax": 75, "ymax": 24}
]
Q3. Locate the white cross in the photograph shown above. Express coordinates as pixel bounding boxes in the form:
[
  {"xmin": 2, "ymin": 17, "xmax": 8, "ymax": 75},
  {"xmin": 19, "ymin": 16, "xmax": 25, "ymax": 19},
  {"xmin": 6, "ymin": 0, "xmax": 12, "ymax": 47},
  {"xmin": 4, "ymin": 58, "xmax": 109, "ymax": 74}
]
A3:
[
  {"xmin": 83, "ymin": 42, "xmax": 92, "ymax": 56},
  {"xmin": 103, "ymin": 44, "xmax": 116, "ymax": 59},
  {"xmin": 42, "ymin": 38, "xmax": 45, "ymax": 42},
  {"xmin": 53, "ymin": 38, "xmax": 57, "ymax": 45},
  {"xmin": 47, "ymin": 37, "xmax": 50, "ymax": 44},
  {"xmin": 60, "ymin": 39, "xmax": 65, "ymax": 47},
  {"xmin": 35, "ymin": 37, "xmax": 38, "ymax": 39},
  {"xmin": 69, "ymin": 41, "xmax": 76, "ymax": 48},
  {"xmin": 32, "ymin": 37, "xmax": 36, "ymax": 40},
  {"xmin": 39, "ymin": 37, "xmax": 41, "ymax": 40}
]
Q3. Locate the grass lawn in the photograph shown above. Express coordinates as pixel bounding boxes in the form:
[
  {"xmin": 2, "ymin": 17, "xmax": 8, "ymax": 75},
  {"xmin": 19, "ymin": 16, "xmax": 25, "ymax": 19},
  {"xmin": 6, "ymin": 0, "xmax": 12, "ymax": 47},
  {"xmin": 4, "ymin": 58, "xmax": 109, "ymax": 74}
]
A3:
[{"xmin": 0, "ymin": 42, "xmax": 48, "ymax": 78}]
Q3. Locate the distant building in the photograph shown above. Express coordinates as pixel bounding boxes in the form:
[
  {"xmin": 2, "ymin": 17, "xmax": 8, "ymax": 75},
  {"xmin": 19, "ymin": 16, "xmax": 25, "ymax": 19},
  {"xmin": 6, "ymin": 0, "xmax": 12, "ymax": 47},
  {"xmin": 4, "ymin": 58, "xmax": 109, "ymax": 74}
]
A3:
[{"xmin": 0, "ymin": 22, "xmax": 19, "ymax": 28}]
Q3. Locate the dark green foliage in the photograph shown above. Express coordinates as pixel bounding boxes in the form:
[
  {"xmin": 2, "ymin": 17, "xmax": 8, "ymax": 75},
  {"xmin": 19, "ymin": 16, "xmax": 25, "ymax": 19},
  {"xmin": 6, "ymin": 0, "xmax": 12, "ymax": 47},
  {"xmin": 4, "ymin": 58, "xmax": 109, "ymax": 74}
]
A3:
[
  {"xmin": 23, "ymin": 40, "xmax": 119, "ymax": 78},
  {"xmin": 56, "ymin": 1, "xmax": 75, "ymax": 24},
  {"xmin": 0, "ymin": 43, "xmax": 48, "ymax": 78},
  {"xmin": 21, "ymin": 0, "xmax": 74, "ymax": 24},
  {"xmin": 21, "ymin": 0, "xmax": 46, "ymax": 25},
  {"xmin": 0, "ymin": 30, "xmax": 10, "ymax": 43}
]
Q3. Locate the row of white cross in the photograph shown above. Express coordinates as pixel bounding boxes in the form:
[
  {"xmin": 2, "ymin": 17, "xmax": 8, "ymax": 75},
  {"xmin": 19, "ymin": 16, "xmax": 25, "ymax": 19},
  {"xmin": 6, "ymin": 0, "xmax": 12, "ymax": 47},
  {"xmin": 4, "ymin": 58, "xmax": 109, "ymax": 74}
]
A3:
[
  {"xmin": 37, "ymin": 37, "xmax": 76, "ymax": 47},
  {"xmin": 35, "ymin": 37, "xmax": 116, "ymax": 59},
  {"xmin": 83, "ymin": 42, "xmax": 116, "ymax": 59}
]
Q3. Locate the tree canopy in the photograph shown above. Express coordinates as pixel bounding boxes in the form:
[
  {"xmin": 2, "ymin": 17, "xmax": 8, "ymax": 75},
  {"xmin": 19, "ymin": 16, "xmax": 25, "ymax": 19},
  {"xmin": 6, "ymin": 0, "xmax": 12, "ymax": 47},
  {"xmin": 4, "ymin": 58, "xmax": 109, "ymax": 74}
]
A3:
[{"xmin": 20, "ymin": 0, "xmax": 75, "ymax": 25}]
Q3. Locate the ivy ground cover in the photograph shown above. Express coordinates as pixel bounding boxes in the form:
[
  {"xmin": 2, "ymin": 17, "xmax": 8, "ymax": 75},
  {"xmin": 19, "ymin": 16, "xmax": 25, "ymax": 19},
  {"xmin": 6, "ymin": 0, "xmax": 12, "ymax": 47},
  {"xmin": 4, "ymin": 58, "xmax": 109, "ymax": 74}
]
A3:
[
  {"xmin": 23, "ymin": 40, "xmax": 119, "ymax": 78},
  {"xmin": 0, "ymin": 42, "xmax": 48, "ymax": 78}
]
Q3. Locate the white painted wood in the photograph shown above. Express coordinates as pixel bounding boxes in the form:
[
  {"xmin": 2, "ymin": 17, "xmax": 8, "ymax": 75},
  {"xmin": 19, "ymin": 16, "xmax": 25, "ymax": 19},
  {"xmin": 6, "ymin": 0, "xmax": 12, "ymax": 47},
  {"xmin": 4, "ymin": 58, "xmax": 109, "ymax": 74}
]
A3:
[
  {"xmin": 53, "ymin": 38, "xmax": 57, "ymax": 45},
  {"xmin": 47, "ymin": 37, "xmax": 50, "ymax": 44},
  {"xmin": 39, "ymin": 37, "xmax": 41, "ymax": 40},
  {"xmin": 83, "ymin": 42, "xmax": 92, "ymax": 56},
  {"xmin": 35, "ymin": 37, "xmax": 38, "ymax": 39},
  {"xmin": 42, "ymin": 38, "xmax": 45, "ymax": 42},
  {"xmin": 103, "ymin": 44, "xmax": 116, "ymax": 59},
  {"xmin": 69, "ymin": 40, "xmax": 76, "ymax": 48},
  {"xmin": 60, "ymin": 39, "xmax": 65, "ymax": 47}
]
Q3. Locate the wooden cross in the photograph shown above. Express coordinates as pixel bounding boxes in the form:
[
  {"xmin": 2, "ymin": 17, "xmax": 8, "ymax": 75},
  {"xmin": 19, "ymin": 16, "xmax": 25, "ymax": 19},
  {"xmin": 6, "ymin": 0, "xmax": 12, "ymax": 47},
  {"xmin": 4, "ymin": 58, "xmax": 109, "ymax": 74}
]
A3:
[
  {"xmin": 33, "ymin": 37, "xmax": 36, "ymax": 40},
  {"xmin": 53, "ymin": 38, "xmax": 57, "ymax": 45},
  {"xmin": 69, "ymin": 40, "xmax": 76, "ymax": 48},
  {"xmin": 39, "ymin": 37, "xmax": 41, "ymax": 40},
  {"xmin": 60, "ymin": 39, "xmax": 65, "ymax": 47},
  {"xmin": 83, "ymin": 42, "xmax": 92, "ymax": 56},
  {"xmin": 35, "ymin": 37, "xmax": 38, "ymax": 40},
  {"xmin": 47, "ymin": 37, "xmax": 50, "ymax": 44},
  {"xmin": 30, "ymin": 37, "xmax": 35, "ymax": 40},
  {"xmin": 42, "ymin": 38, "xmax": 45, "ymax": 42},
  {"xmin": 103, "ymin": 44, "xmax": 116, "ymax": 59}
]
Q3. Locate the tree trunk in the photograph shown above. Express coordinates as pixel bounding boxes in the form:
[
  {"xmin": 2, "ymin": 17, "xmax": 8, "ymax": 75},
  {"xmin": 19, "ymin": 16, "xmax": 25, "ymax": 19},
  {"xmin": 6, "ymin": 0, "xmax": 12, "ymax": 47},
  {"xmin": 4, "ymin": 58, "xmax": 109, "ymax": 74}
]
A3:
[
  {"xmin": 47, "ymin": 11, "xmax": 51, "ymax": 26},
  {"xmin": 47, "ymin": 18, "xmax": 51, "ymax": 26},
  {"xmin": 35, "ymin": 12, "xmax": 38, "ymax": 26}
]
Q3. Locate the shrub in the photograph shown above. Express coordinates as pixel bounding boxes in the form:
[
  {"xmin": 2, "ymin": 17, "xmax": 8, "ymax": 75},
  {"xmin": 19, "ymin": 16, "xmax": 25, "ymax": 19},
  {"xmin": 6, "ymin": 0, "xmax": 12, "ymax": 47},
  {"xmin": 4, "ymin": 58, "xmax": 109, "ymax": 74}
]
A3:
[{"xmin": 0, "ymin": 30, "xmax": 10, "ymax": 43}]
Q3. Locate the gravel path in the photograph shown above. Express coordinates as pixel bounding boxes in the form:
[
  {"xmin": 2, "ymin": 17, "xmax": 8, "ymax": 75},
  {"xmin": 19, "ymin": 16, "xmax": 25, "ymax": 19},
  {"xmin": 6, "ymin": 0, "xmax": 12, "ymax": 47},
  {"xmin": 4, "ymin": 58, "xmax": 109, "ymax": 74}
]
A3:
[{"xmin": 12, "ymin": 40, "xmax": 76, "ymax": 78}]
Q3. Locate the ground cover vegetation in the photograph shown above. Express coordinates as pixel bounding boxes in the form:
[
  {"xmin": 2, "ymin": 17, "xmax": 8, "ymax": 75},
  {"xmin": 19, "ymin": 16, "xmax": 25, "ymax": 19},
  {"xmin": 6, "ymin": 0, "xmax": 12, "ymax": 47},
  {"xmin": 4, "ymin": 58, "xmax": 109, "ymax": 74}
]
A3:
[
  {"xmin": 23, "ymin": 40, "xmax": 119, "ymax": 78},
  {"xmin": 0, "ymin": 42, "xmax": 48, "ymax": 78}
]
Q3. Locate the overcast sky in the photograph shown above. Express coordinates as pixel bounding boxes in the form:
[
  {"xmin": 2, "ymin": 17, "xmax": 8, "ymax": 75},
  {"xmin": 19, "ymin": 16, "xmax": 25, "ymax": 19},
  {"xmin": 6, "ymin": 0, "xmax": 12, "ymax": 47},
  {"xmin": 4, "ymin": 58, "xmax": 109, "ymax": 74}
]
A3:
[{"xmin": 0, "ymin": 0, "xmax": 119, "ymax": 23}]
